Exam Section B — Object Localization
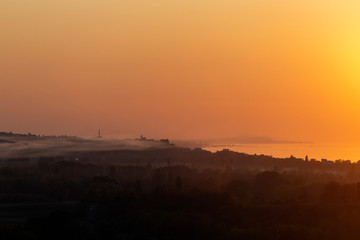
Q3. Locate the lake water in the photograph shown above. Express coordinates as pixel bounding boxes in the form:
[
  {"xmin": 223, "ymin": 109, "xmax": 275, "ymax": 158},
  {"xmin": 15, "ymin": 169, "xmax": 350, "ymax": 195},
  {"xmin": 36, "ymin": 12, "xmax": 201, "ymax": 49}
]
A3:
[{"xmin": 203, "ymin": 143, "xmax": 360, "ymax": 162}]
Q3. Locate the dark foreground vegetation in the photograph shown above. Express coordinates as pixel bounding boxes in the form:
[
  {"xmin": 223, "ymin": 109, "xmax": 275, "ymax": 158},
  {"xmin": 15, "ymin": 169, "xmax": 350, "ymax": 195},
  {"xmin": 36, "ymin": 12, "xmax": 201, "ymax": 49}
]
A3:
[{"xmin": 1, "ymin": 148, "xmax": 360, "ymax": 239}]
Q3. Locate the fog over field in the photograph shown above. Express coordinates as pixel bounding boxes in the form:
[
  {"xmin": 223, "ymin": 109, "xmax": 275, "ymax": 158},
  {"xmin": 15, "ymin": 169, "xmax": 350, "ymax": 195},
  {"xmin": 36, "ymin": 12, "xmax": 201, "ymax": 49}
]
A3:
[{"xmin": 0, "ymin": 135, "xmax": 172, "ymax": 158}]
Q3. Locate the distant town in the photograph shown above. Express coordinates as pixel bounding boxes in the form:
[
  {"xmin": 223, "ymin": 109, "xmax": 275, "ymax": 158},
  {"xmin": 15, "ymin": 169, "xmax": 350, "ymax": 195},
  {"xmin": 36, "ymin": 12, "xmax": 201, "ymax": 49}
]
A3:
[
  {"xmin": 0, "ymin": 131, "xmax": 79, "ymax": 139},
  {"xmin": 1, "ymin": 130, "xmax": 360, "ymax": 239}
]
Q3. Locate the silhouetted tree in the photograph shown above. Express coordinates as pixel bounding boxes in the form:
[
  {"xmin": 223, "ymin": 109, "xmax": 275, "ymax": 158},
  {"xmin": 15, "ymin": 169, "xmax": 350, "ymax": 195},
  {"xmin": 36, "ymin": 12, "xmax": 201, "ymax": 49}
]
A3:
[
  {"xmin": 135, "ymin": 179, "xmax": 142, "ymax": 193},
  {"xmin": 176, "ymin": 176, "xmax": 182, "ymax": 191},
  {"xmin": 321, "ymin": 181, "xmax": 341, "ymax": 203}
]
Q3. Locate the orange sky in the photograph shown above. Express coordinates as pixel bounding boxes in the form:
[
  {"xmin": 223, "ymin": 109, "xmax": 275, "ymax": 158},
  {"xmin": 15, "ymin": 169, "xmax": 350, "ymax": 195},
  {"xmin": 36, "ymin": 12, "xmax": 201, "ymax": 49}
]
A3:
[{"xmin": 1, "ymin": 0, "xmax": 360, "ymax": 143}]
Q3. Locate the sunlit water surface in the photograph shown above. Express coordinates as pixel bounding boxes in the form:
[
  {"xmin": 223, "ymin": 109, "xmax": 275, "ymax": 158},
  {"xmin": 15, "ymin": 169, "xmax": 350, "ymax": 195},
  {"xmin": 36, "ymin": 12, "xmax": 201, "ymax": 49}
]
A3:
[{"xmin": 203, "ymin": 143, "xmax": 360, "ymax": 162}]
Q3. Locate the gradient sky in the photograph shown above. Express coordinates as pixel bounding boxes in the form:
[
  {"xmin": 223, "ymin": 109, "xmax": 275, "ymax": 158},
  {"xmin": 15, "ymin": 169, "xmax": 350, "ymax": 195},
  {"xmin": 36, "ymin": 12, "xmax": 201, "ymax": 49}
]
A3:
[{"xmin": 1, "ymin": 0, "xmax": 360, "ymax": 143}]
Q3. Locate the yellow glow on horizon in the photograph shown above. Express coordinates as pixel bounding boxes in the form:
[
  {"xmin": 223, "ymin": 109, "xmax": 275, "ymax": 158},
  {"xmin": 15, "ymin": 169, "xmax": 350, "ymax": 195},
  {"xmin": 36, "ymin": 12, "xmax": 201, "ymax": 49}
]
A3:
[{"xmin": 1, "ymin": 0, "xmax": 360, "ymax": 155}]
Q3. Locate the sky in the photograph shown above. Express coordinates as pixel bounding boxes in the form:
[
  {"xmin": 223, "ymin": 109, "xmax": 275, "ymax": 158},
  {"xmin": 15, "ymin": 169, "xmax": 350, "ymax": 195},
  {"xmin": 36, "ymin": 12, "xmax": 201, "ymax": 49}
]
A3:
[{"xmin": 1, "ymin": 0, "xmax": 360, "ymax": 145}]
